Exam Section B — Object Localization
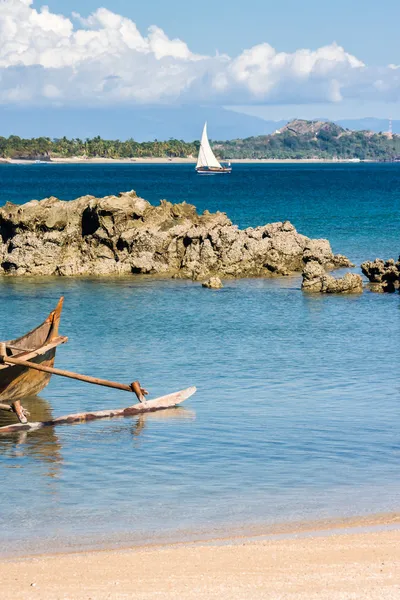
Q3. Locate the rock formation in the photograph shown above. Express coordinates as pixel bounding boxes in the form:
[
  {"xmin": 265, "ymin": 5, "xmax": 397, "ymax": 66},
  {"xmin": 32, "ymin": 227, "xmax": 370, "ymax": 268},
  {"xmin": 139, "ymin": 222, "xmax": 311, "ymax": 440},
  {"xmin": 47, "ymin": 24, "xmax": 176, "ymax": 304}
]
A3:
[
  {"xmin": 0, "ymin": 191, "xmax": 351, "ymax": 279},
  {"xmin": 361, "ymin": 258, "xmax": 400, "ymax": 292},
  {"xmin": 202, "ymin": 277, "xmax": 223, "ymax": 289},
  {"xmin": 302, "ymin": 260, "xmax": 362, "ymax": 293},
  {"xmin": 302, "ymin": 242, "xmax": 361, "ymax": 293}
]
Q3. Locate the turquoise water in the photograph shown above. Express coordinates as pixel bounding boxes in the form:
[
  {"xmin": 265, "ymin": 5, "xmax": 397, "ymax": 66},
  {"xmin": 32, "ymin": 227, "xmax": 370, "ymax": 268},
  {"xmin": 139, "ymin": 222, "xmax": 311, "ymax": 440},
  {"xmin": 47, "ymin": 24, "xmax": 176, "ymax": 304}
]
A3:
[
  {"xmin": 0, "ymin": 164, "xmax": 399, "ymax": 556},
  {"xmin": 1, "ymin": 162, "xmax": 400, "ymax": 264}
]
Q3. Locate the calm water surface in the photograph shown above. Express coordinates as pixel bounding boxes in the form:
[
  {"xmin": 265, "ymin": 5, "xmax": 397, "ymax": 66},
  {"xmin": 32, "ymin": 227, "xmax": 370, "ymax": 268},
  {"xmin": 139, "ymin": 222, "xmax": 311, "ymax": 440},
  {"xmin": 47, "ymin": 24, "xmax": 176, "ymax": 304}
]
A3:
[{"xmin": 0, "ymin": 164, "xmax": 399, "ymax": 555}]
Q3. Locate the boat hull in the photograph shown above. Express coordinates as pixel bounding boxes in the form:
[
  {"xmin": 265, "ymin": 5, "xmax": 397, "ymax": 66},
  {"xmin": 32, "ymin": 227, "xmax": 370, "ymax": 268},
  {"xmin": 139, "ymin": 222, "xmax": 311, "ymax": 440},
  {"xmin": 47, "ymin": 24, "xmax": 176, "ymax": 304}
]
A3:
[
  {"xmin": 0, "ymin": 349, "xmax": 56, "ymax": 402},
  {"xmin": 0, "ymin": 298, "xmax": 66, "ymax": 403},
  {"xmin": 196, "ymin": 167, "xmax": 232, "ymax": 174}
]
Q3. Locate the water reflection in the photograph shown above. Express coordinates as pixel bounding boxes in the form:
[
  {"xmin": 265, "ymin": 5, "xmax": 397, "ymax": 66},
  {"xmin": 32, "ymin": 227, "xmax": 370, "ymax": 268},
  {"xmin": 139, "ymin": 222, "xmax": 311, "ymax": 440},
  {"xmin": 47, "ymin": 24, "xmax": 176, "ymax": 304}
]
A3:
[
  {"xmin": 130, "ymin": 407, "xmax": 195, "ymax": 444},
  {"xmin": 81, "ymin": 406, "xmax": 196, "ymax": 448},
  {"xmin": 0, "ymin": 399, "xmax": 195, "ymax": 468},
  {"xmin": 0, "ymin": 396, "xmax": 62, "ymax": 477}
]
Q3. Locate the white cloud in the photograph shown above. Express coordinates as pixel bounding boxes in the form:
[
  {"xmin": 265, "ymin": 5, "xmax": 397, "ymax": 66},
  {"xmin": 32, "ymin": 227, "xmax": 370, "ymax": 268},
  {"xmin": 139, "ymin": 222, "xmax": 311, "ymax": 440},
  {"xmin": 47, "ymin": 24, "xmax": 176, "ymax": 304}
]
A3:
[{"xmin": 0, "ymin": 0, "xmax": 398, "ymax": 107}]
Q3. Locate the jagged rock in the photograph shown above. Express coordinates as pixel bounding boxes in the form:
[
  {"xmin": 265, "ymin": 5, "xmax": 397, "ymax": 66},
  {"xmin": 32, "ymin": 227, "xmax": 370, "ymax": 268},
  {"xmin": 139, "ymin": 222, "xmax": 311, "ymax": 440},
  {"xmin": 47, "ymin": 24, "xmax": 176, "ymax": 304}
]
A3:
[
  {"xmin": 202, "ymin": 277, "xmax": 223, "ymax": 289},
  {"xmin": 302, "ymin": 259, "xmax": 326, "ymax": 290},
  {"xmin": 361, "ymin": 257, "xmax": 400, "ymax": 292},
  {"xmin": 302, "ymin": 260, "xmax": 363, "ymax": 293},
  {"xmin": 302, "ymin": 240, "xmax": 354, "ymax": 269},
  {"xmin": 0, "ymin": 191, "xmax": 351, "ymax": 279},
  {"xmin": 331, "ymin": 254, "xmax": 355, "ymax": 269}
]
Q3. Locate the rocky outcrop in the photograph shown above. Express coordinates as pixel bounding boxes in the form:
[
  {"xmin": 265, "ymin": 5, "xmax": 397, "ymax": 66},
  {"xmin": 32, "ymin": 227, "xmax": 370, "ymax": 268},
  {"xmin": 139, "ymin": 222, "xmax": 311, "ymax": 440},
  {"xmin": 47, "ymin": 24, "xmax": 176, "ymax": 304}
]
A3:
[
  {"xmin": 302, "ymin": 260, "xmax": 363, "ymax": 293},
  {"xmin": 0, "ymin": 191, "xmax": 350, "ymax": 279},
  {"xmin": 301, "ymin": 239, "xmax": 354, "ymax": 270},
  {"xmin": 361, "ymin": 258, "xmax": 400, "ymax": 292},
  {"xmin": 202, "ymin": 277, "xmax": 223, "ymax": 289},
  {"xmin": 302, "ymin": 242, "xmax": 360, "ymax": 293}
]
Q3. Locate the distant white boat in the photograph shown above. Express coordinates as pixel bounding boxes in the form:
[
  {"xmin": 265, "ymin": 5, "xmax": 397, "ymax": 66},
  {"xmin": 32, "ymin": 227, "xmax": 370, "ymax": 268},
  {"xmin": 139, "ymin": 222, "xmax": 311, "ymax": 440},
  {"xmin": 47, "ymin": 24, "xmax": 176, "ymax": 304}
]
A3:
[{"xmin": 196, "ymin": 123, "xmax": 232, "ymax": 174}]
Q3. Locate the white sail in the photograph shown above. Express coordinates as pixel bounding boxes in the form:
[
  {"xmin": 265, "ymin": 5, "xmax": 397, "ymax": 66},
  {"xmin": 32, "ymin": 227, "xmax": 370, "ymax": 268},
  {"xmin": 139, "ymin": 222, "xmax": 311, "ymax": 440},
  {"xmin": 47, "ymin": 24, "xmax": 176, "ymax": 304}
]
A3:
[{"xmin": 196, "ymin": 122, "xmax": 222, "ymax": 169}]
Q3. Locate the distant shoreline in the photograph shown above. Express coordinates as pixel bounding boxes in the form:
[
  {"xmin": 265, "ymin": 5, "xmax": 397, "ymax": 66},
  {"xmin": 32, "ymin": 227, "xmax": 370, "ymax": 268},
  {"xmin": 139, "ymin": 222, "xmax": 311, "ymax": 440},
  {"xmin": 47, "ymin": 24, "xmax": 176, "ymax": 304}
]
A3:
[{"xmin": 2, "ymin": 156, "xmax": 371, "ymax": 165}]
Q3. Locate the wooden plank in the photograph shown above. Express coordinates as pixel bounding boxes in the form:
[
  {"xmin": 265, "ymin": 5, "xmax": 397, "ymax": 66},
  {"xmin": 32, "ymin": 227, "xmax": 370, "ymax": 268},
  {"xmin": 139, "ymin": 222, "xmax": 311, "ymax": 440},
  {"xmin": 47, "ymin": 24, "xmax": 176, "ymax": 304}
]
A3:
[
  {"xmin": 0, "ymin": 386, "xmax": 196, "ymax": 434},
  {"xmin": 1, "ymin": 355, "xmax": 145, "ymax": 397},
  {"xmin": 6, "ymin": 345, "xmax": 35, "ymax": 353},
  {"xmin": 0, "ymin": 336, "xmax": 68, "ymax": 368}
]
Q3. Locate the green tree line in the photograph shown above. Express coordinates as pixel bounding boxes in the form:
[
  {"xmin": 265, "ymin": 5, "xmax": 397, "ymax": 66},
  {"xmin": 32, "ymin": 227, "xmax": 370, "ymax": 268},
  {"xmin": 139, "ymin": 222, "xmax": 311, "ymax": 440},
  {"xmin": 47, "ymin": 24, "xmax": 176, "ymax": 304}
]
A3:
[
  {"xmin": 0, "ymin": 136, "xmax": 199, "ymax": 159},
  {"xmin": 216, "ymin": 128, "xmax": 400, "ymax": 161},
  {"xmin": 0, "ymin": 125, "xmax": 399, "ymax": 161}
]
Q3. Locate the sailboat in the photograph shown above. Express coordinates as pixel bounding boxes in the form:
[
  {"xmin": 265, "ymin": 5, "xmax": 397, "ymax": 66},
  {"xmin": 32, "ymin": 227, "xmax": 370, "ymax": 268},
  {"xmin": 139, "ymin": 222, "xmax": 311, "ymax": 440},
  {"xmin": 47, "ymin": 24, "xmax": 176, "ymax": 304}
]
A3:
[{"xmin": 196, "ymin": 123, "xmax": 232, "ymax": 174}]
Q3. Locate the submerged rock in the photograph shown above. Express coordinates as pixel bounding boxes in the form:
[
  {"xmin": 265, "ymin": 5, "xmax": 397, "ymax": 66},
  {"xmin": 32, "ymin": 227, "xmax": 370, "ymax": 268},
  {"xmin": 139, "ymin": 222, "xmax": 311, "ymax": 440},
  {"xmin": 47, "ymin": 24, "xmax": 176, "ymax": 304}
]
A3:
[
  {"xmin": 0, "ymin": 191, "xmax": 351, "ymax": 279},
  {"xmin": 202, "ymin": 277, "xmax": 223, "ymax": 289},
  {"xmin": 302, "ymin": 260, "xmax": 363, "ymax": 293},
  {"xmin": 361, "ymin": 257, "xmax": 400, "ymax": 292}
]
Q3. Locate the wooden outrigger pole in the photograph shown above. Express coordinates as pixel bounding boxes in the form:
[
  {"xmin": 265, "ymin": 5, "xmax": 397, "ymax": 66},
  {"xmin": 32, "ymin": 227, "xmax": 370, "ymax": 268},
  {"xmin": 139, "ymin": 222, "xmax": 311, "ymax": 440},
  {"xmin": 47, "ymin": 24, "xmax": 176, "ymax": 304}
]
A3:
[{"xmin": 0, "ymin": 348, "xmax": 148, "ymax": 400}]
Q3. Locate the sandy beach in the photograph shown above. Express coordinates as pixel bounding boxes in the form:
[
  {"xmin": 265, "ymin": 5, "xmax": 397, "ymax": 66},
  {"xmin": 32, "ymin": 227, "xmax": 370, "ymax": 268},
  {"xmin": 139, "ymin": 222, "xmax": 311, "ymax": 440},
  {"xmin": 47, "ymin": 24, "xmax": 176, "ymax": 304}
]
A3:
[{"xmin": 1, "ymin": 514, "xmax": 399, "ymax": 600}]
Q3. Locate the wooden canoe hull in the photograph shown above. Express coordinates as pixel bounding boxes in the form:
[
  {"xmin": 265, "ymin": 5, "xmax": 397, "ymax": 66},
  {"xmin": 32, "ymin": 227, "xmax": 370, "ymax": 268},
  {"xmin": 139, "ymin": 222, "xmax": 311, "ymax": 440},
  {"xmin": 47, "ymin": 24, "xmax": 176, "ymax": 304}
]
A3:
[
  {"xmin": 0, "ymin": 349, "xmax": 56, "ymax": 402},
  {"xmin": 0, "ymin": 298, "xmax": 66, "ymax": 403}
]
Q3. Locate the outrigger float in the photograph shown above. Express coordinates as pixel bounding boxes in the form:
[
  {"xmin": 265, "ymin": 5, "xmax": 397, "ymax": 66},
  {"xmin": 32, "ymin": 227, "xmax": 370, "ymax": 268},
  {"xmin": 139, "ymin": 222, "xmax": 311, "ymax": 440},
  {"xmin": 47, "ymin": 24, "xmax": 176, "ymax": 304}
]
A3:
[{"xmin": 0, "ymin": 298, "xmax": 196, "ymax": 434}]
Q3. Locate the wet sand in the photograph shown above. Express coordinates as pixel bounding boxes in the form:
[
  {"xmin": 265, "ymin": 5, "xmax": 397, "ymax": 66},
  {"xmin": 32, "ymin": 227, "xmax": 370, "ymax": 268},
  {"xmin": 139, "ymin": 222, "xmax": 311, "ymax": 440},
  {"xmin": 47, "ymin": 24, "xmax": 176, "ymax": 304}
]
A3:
[{"xmin": 1, "ymin": 514, "xmax": 399, "ymax": 600}]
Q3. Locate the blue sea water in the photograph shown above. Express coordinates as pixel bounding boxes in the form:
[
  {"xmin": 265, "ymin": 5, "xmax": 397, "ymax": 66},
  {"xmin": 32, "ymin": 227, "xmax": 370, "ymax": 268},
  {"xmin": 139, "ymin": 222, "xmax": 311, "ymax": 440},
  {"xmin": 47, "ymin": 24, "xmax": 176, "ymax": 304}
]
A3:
[{"xmin": 0, "ymin": 163, "xmax": 399, "ymax": 556}]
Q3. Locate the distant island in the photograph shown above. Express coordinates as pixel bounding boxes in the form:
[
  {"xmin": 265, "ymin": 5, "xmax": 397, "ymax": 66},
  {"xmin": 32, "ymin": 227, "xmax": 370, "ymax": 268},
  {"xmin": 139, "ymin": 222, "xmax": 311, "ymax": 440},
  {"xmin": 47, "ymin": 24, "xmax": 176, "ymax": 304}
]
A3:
[
  {"xmin": 1, "ymin": 119, "xmax": 399, "ymax": 162},
  {"xmin": 217, "ymin": 120, "xmax": 400, "ymax": 162}
]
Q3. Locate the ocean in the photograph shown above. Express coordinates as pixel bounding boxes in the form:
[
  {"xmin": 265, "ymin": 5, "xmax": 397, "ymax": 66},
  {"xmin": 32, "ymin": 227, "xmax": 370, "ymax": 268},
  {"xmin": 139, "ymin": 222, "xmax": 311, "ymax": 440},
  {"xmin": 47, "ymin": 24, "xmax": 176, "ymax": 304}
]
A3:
[{"xmin": 0, "ymin": 163, "xmax": 399, "ymax": 556}]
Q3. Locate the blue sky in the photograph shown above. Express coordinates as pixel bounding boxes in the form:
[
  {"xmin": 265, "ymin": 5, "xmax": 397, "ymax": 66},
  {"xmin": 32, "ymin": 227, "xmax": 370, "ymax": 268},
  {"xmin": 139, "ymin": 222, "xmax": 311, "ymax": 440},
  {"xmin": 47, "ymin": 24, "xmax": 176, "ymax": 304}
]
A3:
[
  {"xmin": 34, "ymin": 0, "xmax": 399, "ymax": 66},
  {"xmin": 0, "ymin": 0, "xmax": 398, "ymax": 130}
]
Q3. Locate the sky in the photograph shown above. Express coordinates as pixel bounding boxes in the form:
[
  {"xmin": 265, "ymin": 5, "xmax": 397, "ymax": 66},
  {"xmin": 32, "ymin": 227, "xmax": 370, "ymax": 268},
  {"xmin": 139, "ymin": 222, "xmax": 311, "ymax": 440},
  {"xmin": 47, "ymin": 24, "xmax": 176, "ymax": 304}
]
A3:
[
  {"xmin": 0, "ymin": 0, "xmax": 399, "ymax": 128},
  {"xmin": 32, "ymin": 0, "xmax": 399, "ymax": 67}
]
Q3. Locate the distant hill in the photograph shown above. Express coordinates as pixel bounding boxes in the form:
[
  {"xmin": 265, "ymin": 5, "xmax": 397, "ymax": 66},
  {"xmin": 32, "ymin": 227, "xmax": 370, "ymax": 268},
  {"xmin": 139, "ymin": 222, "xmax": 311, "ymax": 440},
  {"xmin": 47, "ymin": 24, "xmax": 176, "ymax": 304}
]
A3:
[
  {"xmin": 279, "ymin": 119, "xmax": 344, "ymax": 137},
  {"xmin": 215, "ymin": 119, "xmax": 400, "ymax": 161},
  {"xmin": 0, "ymin": 106, "xmax": 281, "ymax": 142}
]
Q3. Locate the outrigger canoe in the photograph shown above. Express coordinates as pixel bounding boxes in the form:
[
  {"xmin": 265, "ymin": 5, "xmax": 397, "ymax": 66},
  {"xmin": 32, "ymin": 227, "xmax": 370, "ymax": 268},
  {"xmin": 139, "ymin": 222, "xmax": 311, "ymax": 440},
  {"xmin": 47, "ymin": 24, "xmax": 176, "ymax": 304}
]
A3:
[
  {"xmin": 0, "ymin": 297, "xmax": 196, "ymax": 430},
  {"xmin": 0, "ymin": 298, "xmax": 67, "ymax": 408}
]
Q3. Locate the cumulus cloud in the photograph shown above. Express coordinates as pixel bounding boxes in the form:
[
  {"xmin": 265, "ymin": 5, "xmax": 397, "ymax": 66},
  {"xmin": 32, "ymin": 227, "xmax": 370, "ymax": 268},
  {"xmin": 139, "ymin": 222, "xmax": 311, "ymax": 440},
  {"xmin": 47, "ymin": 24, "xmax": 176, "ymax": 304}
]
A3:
[{"xmin": 0, "ymin": 0, "xmax": 398, "ymax": 107}]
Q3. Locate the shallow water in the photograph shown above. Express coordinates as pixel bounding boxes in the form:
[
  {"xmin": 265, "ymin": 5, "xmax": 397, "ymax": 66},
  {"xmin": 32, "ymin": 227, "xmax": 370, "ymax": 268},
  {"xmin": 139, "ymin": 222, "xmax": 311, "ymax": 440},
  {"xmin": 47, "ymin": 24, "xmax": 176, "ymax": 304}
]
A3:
[{"xmin": 0, "ymin": 164, "xmax": 399, "ymax": 556}]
